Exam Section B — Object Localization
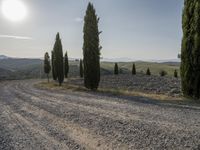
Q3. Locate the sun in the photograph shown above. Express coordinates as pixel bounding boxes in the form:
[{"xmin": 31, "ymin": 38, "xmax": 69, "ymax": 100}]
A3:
[{"xmin": 1, "ymin": 0, "xmax": 27, "ymax": 22}]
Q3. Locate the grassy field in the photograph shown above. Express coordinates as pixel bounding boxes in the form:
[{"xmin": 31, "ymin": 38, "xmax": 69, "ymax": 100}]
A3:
[
  {"xmin": 70, "ymin": 60, "xmax": 180, "ymax": 76},
  {"xmin": 0, "ymin": 58, "xmax": 180, "ymax": 79},
  {"xmin": 100, "ymin": 61, "xmax": 180, "ymax": 77}
]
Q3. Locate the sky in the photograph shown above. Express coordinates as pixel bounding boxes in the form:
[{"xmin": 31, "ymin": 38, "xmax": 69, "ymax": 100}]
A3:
[{"xmin": 0, "ymin": 0, "xmax": 184, "ymax": 60}]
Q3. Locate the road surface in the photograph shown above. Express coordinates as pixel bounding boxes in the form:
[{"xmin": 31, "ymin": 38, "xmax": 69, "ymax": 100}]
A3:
[{"xmin": 0, "ymin": 80, "xmax": 200, "ymax": 150}]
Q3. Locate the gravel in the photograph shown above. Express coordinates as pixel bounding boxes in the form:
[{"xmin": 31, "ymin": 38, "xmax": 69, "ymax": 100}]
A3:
[
  {"xmin": 69, "ymin": 74, "xmax": 181, "ymax": 97},
  {"xmin": 0, "ymin": 80, "xmax": 199, "ymax": 150}
]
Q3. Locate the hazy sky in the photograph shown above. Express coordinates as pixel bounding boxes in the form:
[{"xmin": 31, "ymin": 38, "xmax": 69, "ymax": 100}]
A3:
[{"xmin": 0, "ymin": 0, "xmax": 183, "ymax": 60}]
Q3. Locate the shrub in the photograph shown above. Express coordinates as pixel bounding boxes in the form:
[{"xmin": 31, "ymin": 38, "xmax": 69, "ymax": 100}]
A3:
[
  {"xmin": 114, "ymin": 63, "xmax": 119, "ymax": 75},
  {"xmin": 159, "ymin": 70, "xmax": 167, "ymax": 77},
  {"xmin": 146, "ymin": 68, "xmax": 151, "ymax": 76},
  {"xmin": 174, "ymin": 70, "xmax": 178, "ymax": 78},
  {"xmin": 132, "ymin": 63, "xmax": 136, "ymax": 75}
]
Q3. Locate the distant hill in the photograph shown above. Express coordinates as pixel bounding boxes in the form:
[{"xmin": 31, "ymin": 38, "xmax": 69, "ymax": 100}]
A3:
[
  {"xmin": 0, "ymin": 58, "xmax": 44, "ymax": 80},
  {"xmin": 0, "ymin": 55, "xmax": 180, "ymax": 80},
  {"xmin": 161, "ymin": 61, "xmax": 180, "ymax": 66},
  {"xmin": 102, "ymin": 57, "xmax": 180, "ymax": 63},
  {"xmin": 0, "ymin": 55, "xmax": 9, "ymax": 59},
  {"xmin": 0, "ymin": 58, "xmax": 43, "ymax": 71}
]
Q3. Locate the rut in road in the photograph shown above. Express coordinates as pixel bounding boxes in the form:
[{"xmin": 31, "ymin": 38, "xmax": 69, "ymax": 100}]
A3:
[{"xmin": 0, "ymin": 80, "xmax": 200, "ymax": 150}]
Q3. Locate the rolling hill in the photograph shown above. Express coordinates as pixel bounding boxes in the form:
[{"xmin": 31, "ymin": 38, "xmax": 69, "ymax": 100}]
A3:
[{"xmin": 0, "ymin": 56, "xmax": 180, "ymax": 80}]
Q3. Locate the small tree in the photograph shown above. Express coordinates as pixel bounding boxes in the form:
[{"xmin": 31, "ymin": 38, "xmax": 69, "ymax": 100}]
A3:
[
  {"xmin": 53, "ymin": 33, "xmax": 64, "ymax": 86},
  {"xmin": 159, "ymin": 70, "xmax": 167, "ymax": 77},
  {"xmin": 114, "ymin": 63, "xmax": 119, "ymax": 75},
  {"xmin": 80, "ymin": 59, "xmax": 84, "ymax": 78},
  {"xmin": 146, "ymin": 68, "xmax": 151, "ymax": 76},
  {"xmin": 64, "ymin": 51, "xmax": 69, "ymax": 78},
  {"xmin": 44, "ymin": 52, "xmax": 51, "ymax": 83},
  {"xmin": 132, "ymin": 63, "xmax": 136, "ymax": 75},
  {"xmin": 51, "ymin": 50, "xmax": 57, "ymax": 81},
  {"xmin": 174, "ymin": 70, "xmax": 178, "ymax": 78}
]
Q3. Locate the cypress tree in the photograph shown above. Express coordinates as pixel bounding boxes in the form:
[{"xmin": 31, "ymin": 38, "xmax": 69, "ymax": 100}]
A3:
[
  {"xmin": 174, "ymin": 70, "xmax": 178, "ymax": 78},
  {"xmin": 44, "ymin": 52, "xmax": 51, "ymax": 83},
  {"xmin": 114, "ymin": 63, "xmax": 119, "ymax": 75},
  {"xmin": 53, "ymin": 33, "xmax": 64, "ymax": 86},
  {"xmin": 64, "ymin": 51, "xmax": 69, "ymax": 78},
  {"xmin": 51, "ymin": 50, "xmax": 57, "ymax": 81},
  {"xmin": 80, "ymin": 59, "xmax": 84, "ymax": 78},
  {"xmin": 146, "ymin": 68, "xmax": 151, "ymax": 76},
  {"xmin": 83, "ymin": 3, "xmax": 101, "ymax": 90},
  {"xmin": 132, "ymin": 63, "xmax": 136, "ymax": 75},
  {"xmin": 181, "ymin": 0, "xmax": 200, "ymax": 99}
]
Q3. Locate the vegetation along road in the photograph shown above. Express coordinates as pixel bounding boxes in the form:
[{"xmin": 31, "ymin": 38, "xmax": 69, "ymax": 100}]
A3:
[{"xmin": 0, "ymin": 80, "xmax": 200, "ymax": 150}]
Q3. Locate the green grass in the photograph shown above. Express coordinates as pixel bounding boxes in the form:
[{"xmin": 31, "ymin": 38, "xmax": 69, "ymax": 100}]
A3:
[{"xmin": 101, "ymin": 61, "xmax": 180, "ymax": 77}]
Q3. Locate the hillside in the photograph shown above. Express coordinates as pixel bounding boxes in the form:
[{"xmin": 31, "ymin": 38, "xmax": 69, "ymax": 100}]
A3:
[
  {"xmin": 0, "ymin": 58, "xmax": 44, "ymax": 79},
  {"xmin": 0, "ymin": 57, "xmax": 180, "ymax": 80},
  {"xmin": 101, "ymin": 61, "xmax": 180, "ymax": 76}
]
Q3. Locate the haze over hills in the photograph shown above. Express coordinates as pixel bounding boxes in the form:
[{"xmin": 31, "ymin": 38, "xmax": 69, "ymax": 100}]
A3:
[
  {"xmin": 0, "ymin": 55, "xmax": 180, "ymax": 62},
  {"xmin": 101, "ymin": 57, "xmax": 180, "ymax": 63}
]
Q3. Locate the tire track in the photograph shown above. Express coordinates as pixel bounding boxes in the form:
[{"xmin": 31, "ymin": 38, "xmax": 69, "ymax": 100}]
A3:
[
  {"xmin": 0, "ymin": 80, "xmax": 200, "ymax": 149},
  {"xmin": 12, "ymin": 81, "xmax": 200, "ymax": 131}
]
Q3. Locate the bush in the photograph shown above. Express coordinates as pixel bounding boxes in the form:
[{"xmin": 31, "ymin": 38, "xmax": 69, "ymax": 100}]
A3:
[
  {"xmin": 132, "ymin": 63, "xmax": 136, "ymax": 75},
  {"xmin": 114, "ymin": 63, "xmax": 119, "ymax": 75},
  {"xmin": 159, "ymin": 70, "xmax": 167, "ymax": 77},
  {"xmin": 174, "ymin": 70, "xmax": 178, "ymax": 78},
  {"xmin": 146, "ymin": 68, "xmax": 151, "ymax": 76}
]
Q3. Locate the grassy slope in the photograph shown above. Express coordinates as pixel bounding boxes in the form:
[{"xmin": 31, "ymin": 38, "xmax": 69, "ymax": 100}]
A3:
[
  {"xmin": 0, "ymin": 58, "xmax": 180, "ymax": 79},
  {"xmin": 101, "ymin": 61, "xmax": 180, "ymax": 76}
]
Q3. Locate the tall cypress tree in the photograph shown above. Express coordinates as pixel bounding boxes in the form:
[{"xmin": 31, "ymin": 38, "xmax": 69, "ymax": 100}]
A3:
[
  {"xmin": 132, "ymin": 63, "xmax": 136, "ymax": 75},
  {"xmin": 83, "ymin": 3, "xmax": 101, "ymax": 90},
  {"xmin": 114, "ymin": 63, "xmax": 119, "ymax": 75},
  {"xmin": 64, "ymin": 51, "xmax": 69, "ymax": 78},
  {"xmin": 51, "ymin": 50, "xmax": 57, "ymax": 81},
  {"xmin": 53, "ymin": 33, "xmax": 64, "ymax": 86},
  {"xmin": 44, "ymin": 52, "xmax": 51, "ymax": 83},
  {"xmin": 181, "ymin": 0, "xmax": 200, "ymax": 99},
  {"xmin": 80, "ymin": 59, "xmax": 84, "ymax": 78}
]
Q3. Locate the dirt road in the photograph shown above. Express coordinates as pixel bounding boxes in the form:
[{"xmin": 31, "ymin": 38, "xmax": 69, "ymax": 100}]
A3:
[{"xmin": 0, "ymin": 80, "xmax": 200, "ymax": 150}]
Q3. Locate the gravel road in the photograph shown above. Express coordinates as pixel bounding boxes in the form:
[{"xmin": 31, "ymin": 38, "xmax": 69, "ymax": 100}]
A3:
[{"xmin": 0, "ymin": 80, "xmax": 200, "ymax": 150}]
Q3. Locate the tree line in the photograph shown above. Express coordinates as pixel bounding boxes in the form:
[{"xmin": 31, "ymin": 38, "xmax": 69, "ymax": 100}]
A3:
[
  {"xmin": 44, "ymin": 1, "xmax": 200, "ymax": 100},
  {"xmin": 44, "ymin": 32, "xmax": 84, "ymax": 85}
]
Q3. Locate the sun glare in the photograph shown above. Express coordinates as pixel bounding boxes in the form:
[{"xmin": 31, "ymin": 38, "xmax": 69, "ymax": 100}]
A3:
[{"xmin": 2, "ymin": 0, "xmax": 27, "ymax": 22}]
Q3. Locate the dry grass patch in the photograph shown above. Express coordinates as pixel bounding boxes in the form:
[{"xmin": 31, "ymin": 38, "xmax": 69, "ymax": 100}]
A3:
[{"xmin": 34, "ymin": 80, "xmax": 200, "ymax": 107}]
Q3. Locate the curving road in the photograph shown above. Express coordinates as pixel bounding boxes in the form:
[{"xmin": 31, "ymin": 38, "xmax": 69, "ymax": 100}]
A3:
[{"xmin": 0, "ymin": 80, "xmax": 200, "ymax": 150}]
